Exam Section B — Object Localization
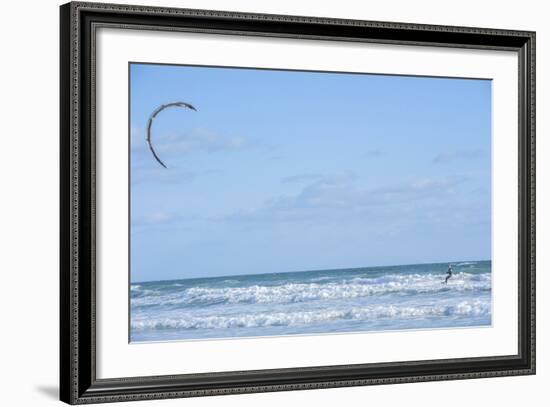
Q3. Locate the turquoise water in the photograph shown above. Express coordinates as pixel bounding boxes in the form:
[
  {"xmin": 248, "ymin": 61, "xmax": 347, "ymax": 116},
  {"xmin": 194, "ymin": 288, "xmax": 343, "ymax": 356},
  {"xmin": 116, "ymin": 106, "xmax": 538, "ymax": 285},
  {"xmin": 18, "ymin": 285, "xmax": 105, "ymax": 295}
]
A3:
[{"xmin": 130, "ymin": 260, "xmax": 491, "ymax": 342}]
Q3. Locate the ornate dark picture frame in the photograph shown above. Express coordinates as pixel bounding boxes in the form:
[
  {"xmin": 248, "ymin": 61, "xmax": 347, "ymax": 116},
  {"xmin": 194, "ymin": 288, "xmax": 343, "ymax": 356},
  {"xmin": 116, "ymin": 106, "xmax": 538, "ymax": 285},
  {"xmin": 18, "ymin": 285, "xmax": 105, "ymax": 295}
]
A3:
[{"xmin": 60, "ymin": 1, "xmax": 535, "ymax": 404}]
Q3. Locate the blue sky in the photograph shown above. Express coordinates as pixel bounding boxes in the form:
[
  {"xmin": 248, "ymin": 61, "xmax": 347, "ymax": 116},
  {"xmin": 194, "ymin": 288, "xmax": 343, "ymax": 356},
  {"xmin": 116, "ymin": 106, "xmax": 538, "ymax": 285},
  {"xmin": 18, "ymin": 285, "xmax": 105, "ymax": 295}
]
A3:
[{"xmin": 130, "ymin": 63, "xmax": 491, "ymax": 282}]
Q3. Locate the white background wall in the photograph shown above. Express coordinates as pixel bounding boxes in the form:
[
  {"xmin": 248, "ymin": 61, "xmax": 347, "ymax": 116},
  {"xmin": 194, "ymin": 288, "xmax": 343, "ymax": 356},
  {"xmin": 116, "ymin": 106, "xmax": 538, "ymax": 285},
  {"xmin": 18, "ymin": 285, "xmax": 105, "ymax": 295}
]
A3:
[{"xmin": 0, "ymin": 0, "xmax": 546, "ymax": 405}]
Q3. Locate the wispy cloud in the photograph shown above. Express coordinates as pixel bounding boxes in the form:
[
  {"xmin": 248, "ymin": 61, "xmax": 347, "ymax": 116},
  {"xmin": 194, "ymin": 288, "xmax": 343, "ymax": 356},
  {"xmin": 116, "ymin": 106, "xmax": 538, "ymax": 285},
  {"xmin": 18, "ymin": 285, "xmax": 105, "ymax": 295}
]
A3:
[
  {"xmin": 131, "ymin": 127, "xmax": 253, "ymax": 155},
  {"xmin": 131, "ymin": 165, "xmax": 221, "ymax": 186},
  {"xmin": 432, "ymin": 149, "xmax": 486, "ymax": 164},
  {"xmin": 219, "ymin": 174, "xmax": 466, "ymax": 223},
  {"xmin": 131, "ymin": 160, "xmax": 198, "ymax": 185},
  {"xmin": 130, "ymin": 126, "xmax": 145, "ymax": 146},
  {"xmin": 281, "ymin": 173, "xmax": 324, "ymax": 184},
  {"xmin": 155, "ymin": 128, "xmax": 250, "ymax": 155},
  {"xmin": 364, "ymin": 150, "xmax": 385, "ymax": 158},
  {"xmin": 131, "ymin": 211, "xmax": 207, "ymax": 232},
  {"xmin": 132, "ymin": 211, "xmax": 181, "ymax": 227},
  {"xmin": 130, "ymin": 126, "xmax": 241, "ymax": 184}
]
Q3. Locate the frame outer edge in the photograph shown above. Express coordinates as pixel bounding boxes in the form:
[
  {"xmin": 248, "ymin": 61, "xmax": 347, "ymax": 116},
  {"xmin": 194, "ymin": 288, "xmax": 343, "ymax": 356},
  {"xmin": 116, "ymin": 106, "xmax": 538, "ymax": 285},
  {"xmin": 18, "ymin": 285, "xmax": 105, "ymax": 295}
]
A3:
[
  {"xmin": 59, "ymin": 2, "xmax": 71, "ymax": 404},
  {"xmin": 529, "ymin": 31, "xmax": 536, "ymax": 374},
  {"xmin": 60, "ymin": 1, "xmax": 536, "ymax": 404},
  {"xmin": 61, "ymin": 1, "xmax": 82, "ymax": 404},
  {"xmin": 72, "ymin": 1, "xmax": 80, "ymax": 401},
  {"xmin": 70, "ymin": 1, "xmax": 535, "ymax": 37}
]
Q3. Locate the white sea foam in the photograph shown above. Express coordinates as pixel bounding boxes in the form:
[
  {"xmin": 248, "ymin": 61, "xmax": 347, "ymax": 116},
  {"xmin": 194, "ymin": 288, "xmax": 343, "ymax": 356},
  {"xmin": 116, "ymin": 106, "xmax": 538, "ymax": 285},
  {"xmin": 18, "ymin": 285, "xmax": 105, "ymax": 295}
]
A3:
[
  {"xmin": 130, "ymin": 284, "xmax": 161, "ymax": 299},
  {"xmin": 310, "ymin": 276, "xmax": 335, "ymax": 282},
  {"xmin": 131, "ymin": 299, "xmax": 491, "ymax": 331},
  {"xmin": 131, "ymin": 272, "xmax": 491, "ymax": 308}
]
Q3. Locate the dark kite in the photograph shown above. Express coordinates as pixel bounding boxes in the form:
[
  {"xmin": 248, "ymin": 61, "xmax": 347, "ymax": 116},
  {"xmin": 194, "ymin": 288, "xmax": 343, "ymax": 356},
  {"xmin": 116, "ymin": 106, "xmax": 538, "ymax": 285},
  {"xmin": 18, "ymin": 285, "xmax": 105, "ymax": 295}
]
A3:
[{"xmin": 146, "ymin": 102, "xmax": 197, "ymax": 168}]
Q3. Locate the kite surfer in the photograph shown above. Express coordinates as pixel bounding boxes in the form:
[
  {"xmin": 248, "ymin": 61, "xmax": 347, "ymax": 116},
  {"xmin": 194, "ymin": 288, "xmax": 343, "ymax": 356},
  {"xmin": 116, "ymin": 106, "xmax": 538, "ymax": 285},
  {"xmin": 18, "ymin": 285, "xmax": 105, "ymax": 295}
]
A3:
[{"xmin": 443, "ymin": 264, "xmax": 453, "ymax": 284}]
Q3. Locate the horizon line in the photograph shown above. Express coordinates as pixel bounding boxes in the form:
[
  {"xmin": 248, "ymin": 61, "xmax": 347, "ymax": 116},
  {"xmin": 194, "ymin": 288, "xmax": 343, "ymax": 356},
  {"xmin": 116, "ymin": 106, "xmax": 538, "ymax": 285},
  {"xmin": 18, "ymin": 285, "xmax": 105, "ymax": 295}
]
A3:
[{"xmin": 131, "ymin": 258, "xmax": 491, "ymax": 285}]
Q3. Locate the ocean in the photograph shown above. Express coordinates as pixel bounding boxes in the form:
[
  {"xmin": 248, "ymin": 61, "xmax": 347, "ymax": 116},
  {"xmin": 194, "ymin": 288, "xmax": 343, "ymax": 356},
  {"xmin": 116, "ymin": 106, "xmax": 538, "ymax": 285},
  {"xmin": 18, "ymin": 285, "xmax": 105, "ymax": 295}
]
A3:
[{"xmin": 130, "ymin": 260, "xmax": 491, "ymax": 342}]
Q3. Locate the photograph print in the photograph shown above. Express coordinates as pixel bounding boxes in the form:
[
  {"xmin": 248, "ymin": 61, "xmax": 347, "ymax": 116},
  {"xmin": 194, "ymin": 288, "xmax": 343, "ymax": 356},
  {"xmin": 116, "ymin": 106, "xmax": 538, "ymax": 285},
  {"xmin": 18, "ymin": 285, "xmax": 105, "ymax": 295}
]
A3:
[{"xmin": 129, "ymin": 63, "xmax": 492, "ymax": 343}]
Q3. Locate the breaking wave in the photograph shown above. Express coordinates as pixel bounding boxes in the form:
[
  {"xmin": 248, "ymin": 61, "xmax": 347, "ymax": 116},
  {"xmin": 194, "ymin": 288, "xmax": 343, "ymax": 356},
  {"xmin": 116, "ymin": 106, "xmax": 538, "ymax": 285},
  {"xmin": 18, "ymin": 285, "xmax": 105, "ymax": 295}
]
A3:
[
  {"xmin": 131, "ymin": 299, "xmax": 490, "ymax": 331},
  {"xmin": 131, "ymin": 272, "xmax": 490, "ymax": 308}
]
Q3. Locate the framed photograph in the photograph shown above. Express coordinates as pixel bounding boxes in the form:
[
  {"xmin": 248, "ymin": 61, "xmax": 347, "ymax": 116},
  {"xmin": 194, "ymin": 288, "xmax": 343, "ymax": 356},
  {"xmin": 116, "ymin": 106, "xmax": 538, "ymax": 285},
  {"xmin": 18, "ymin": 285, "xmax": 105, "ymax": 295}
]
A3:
[{"xmin": 60, "ymin": 1, "xmax": 535, "ymax": 404}]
